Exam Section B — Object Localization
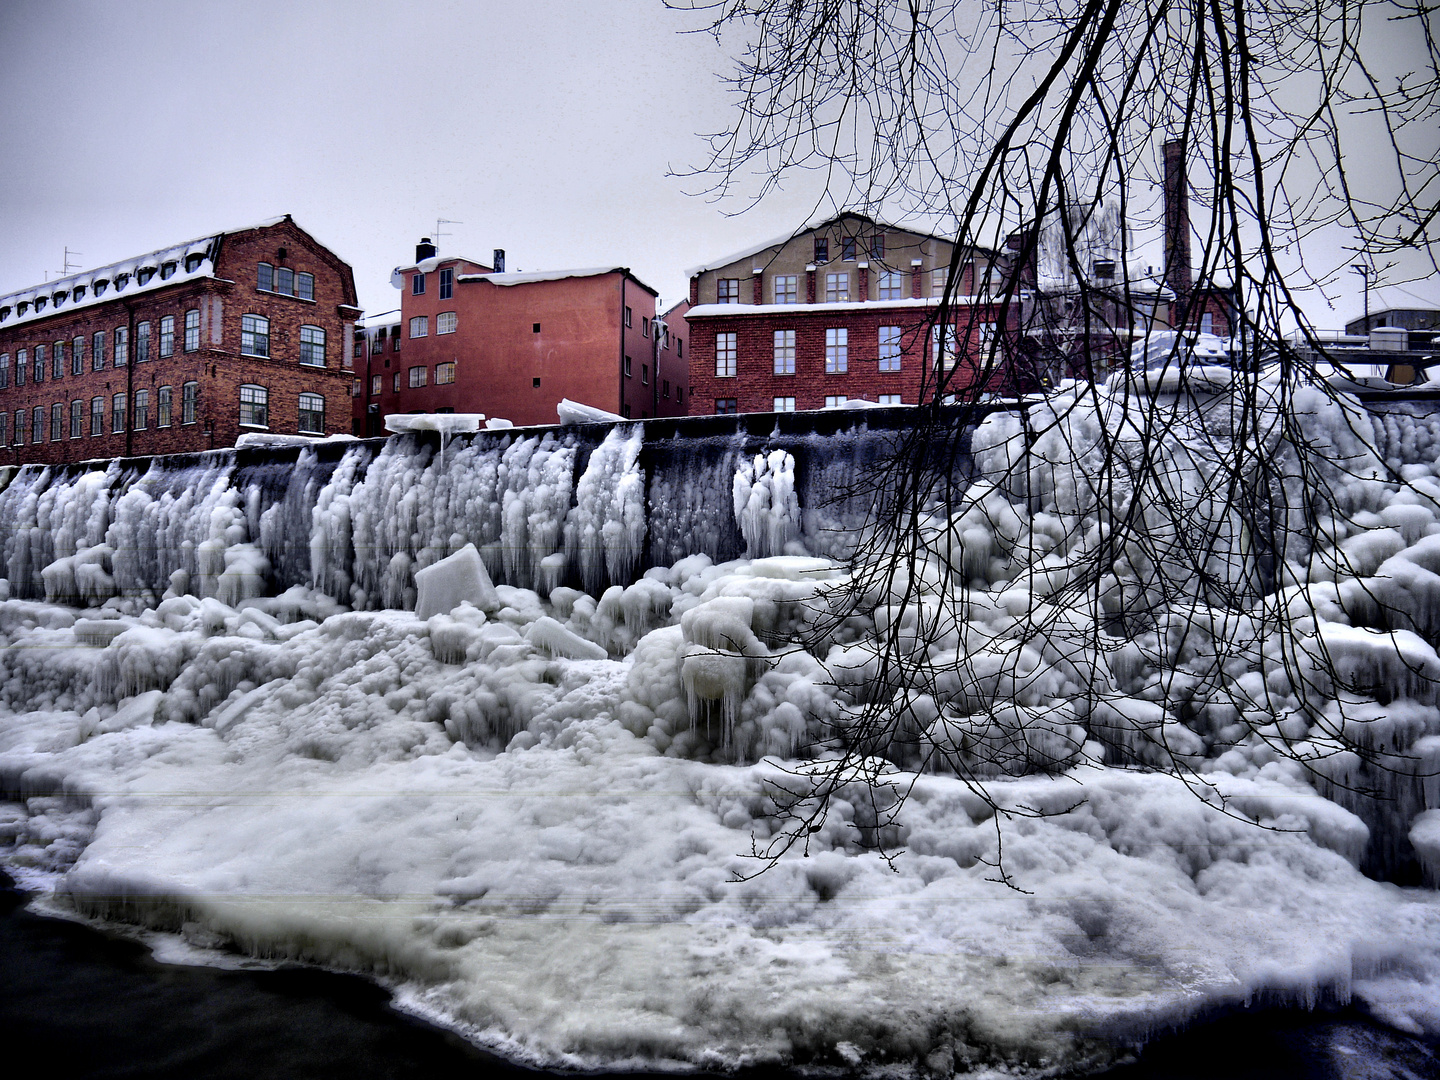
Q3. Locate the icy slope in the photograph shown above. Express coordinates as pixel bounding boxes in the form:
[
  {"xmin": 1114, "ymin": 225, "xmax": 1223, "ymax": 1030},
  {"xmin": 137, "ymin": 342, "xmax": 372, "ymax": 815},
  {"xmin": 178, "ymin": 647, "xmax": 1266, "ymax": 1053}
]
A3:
[{"xmin": 4, "ymin": 384, "xmax": 1440, "ymax": 1071}]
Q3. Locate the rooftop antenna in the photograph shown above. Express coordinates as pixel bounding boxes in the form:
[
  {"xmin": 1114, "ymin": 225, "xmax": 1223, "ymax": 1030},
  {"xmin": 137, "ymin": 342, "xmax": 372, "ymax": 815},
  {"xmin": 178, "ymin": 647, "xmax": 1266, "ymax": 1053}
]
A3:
[
  {"xmin": 62, "ymin": 247, "xmax": 83, "ymax": 274},
  {"xmin": 434, "ymin": 219, "xmax": 462, "ymax": 253}
]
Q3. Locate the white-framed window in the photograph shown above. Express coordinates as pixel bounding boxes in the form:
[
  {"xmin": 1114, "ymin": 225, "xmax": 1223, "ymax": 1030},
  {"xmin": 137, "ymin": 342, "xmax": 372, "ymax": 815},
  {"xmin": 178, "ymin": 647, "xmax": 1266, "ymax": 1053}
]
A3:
[
  {"xmin": 841, "ymin": 237, "xmax": 856, "ymax": 261},
  {"xmin": 932, "ymin": 268, "xmax": 947, "ymax": 295},
  {"xmin": 877, "ymin": 271, "xmax": 903, "ymax": 301},
  {"xmin": 0, "ymin": 413, "xmax": 7, "ymax": 445},
  {"xmin": 299, "ymin": 325, "xmax": 326, "ymax": 366},
  {"xmin": 715, "ymin": 332, "xmax": 737, "ymax": 377},
  {"xmin": 642, "ymin": 317, "xmax": 651, "ymax": 338},
  {"xmin": 641, "ymin": 363, "xmax": 649, "ymax": 385},
  {"xmin": 239, "ymin": 384, "xmax": 268, "ymax": 427},
  {"xmin": 70, "ymin": 399, "xmax": 83, "ymax": 437},
  {"xmin": 0, "ymin": 354, "xmax": 8, "ymax": 388},
  {"xmin": 159, "ymin": 315, "xmax": 175, "ymax": 357},
  {"xmin": 90, "ymin": 396, "xmax": 104, "ymax": 436},
  {"xmin": 436, "ymin": 361, "xmax": 456, "ymax": 384},
  {"xmin": 297, "ymin": 272, "xmax": 314, "ymax": 301},
  {"xmin": 773, "ymin": 396, "xmax": 796, "ymax": 412},
  {"xmin": 258, "ymin": 263, "xmax": 273, "ymax": 291},
  {"xmin": 34, "ymin": 345, "xmax": 45, "ymax": 383},
  {"xmin": 979, "ymin": 321, "xmax": 997, "ymax": 345},
  {"xmin": 773, "ymin": 329, "xmax": 795, "ymax": 375},
  {"xmin": 409, "ymin": 315, "xmax": 428, "ymax": 338},
  {"xmin": 825, "ymin": 328, "xmax": 848, "ymax": 373},
  {"xmin": 412, "ymin": 272, "xmax": 425, "ymax": 295},
  {"xmin": 409, "ymin": 365, "xmax": 426, "ymax": 388},
  {"xmin": 438, "ymin": 268, "xmax": 453, "ymax": 300},
  {"xmin": 50, "ymin": 402, "xmax": 62, "ymax": 440},
  {"xmin": 879, "ymin": 325, "xmax": 902, "ymax": 372},
  {"xmin": 114, "ymin": 327, "xmax": 128, "ymax": 366},
  {"xmin": 184, "ymin": 309, "xmax": 200, "ymax": 352},
  {"xmin": 72, "ymin": 336, "xmax": 84, "ymax": 375},
  {"xmin": 298, "ymin": 392, "xmax": 324, "ymax": 434},
  {"xmin": 111, "ymin": 393, "xmax": 126, "ymax": 434},
  {"xmin": 877, "ymin": 394, "xmax": 903, "ymax": 405},
  {"xmin": 92, "ymin": 330, "xmax": 105, "ymax": 370},
  {"xmin": 624, "ymin": 306, "xmax": 632, "ymax": 327},
  {"xmin": 717, "ymin": 278, "xmax": 740, "ymax": 303},
  {"xmin": 437, "ymin": 311, "xmax": 457, "ymax": 335},
  {"xmin": 241, "ymin": 314, "xmax": 269, "ymax": 357},
  {"xmin": 824, "ymin": 273, "xmax": 848, "ymax": 302},
  {"xmin": 1200, "ymin": 311, "xmax": 1214, "ymax": 334},
  {"xmin": 393, "ymin": 372, "xmax": 401, "ymax": 392},
  {"xmin": 774, "ymin": 275, "xmax": 797, "ymax": 304},
  {"xmin": 352, "ymin": 378, "xmax": 362, "ymax": 397},
  {"xmin": 133, "ymin": 389, "xmax": 149, "ymax": 431},
  {"xmin": 370, "ymin": 374, "xmax": 382, "ymax": 396},
  {"xmin": 52, "ymin": 341, "xmax": 64, "ymax": 379},
  {"xmin": 33, "ymin": 405, "xmax": 45, "ymax": 443},
  {"xmin": 13, "ymin": 409, "xmax": 25, "ymax": 445},
  {"xmin": 15, "ymin": 349, "xmax": 25, "ymax": 387},
  {"xmin": 182, "ymin": 382, "xmax": 197, "ymax": 425},
  {"xmin": 135, "ymin": 321, "xmax": 151, "ymax": 362},
  {"xmin": 932, "ymin": 323, "xmax": 959, "ymax": 369},
  {"xmin": 825, "ymin": 395, "xmax": 847, "ymax": 408},
  {"xmin": 157, "ymin": 385, "xmax": 172, "ymax": 427}
]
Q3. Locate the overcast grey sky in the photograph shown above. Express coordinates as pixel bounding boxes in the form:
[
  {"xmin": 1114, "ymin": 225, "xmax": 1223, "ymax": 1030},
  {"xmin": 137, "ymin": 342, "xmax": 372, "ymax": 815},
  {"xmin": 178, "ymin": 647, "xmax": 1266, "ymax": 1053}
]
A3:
[
  {"xmin": 0, "ymin": 0, "xmax": 826, "ymax": 316},
  {"xmin": 0, "ymin": 0, "xmax": 1431, "ymax": 327}
]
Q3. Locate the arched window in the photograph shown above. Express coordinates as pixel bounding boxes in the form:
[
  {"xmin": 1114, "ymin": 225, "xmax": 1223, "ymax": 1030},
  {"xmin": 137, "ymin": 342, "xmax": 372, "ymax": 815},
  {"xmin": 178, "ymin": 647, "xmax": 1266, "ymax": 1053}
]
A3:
[
  {"xmin": 69, "ymin": 399, "xmax": 83, "ymax": 439},
  {"xmin": 50, "ymin": 402, "xmax": 63, "ymax": 441},
  {"xmin": 184, "ymin": 309, "xmax": 200, "ymax": 352},
  {"xmin": 91, "ymin": 396, "xmax": 105, "ymax": 436},
  {"xmin": 157, "ymin": 386, "xmax": 173, "ymax": 427},
  {"xmin": 239, "ymin": 384, "xmax": 268, "ymax": 428},
  {"xmin": 299, "ymin": 325, "xmax": 325, "ymax": 367},
  {"xmin": 298, "ymin": 392, "xmax": 324, "ymax": 435},
  {"xmin": 241, "ymin": 315, "xmax": 269, "ymax": 357}
]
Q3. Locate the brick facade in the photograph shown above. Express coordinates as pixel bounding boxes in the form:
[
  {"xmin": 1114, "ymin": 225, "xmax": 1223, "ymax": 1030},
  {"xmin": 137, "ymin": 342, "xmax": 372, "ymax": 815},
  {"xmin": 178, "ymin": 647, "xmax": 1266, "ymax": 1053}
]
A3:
[
  {"xmin": 687, "ymin": 301, "xmax": 1005, "ymax": 414},
  {"xmin": 354, "ymin": 251, "xmax": 680, "ymax": 430},
  {"xmin": 0, "ymin": 216, "xmax": 358, "ymax": 465}
]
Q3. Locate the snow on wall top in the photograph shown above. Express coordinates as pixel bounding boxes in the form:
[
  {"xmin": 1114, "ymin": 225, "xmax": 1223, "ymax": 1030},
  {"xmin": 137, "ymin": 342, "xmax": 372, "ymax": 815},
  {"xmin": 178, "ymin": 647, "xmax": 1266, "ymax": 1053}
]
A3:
[
  {"xmin": 453, "ymin": 267, "xmax": 660, "ymax": 296},
  {"xmin": 0, "ymin": 215, "xmax": 292, "ymax": 332}
]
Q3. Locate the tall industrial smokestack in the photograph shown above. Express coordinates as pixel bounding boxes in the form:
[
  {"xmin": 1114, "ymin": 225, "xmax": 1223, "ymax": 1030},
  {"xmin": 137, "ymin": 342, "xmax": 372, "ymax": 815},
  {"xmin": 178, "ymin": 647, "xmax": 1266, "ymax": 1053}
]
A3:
[{"xmin": 1163, "ymin": 140, "xmax": 1192, "ymax": 311}]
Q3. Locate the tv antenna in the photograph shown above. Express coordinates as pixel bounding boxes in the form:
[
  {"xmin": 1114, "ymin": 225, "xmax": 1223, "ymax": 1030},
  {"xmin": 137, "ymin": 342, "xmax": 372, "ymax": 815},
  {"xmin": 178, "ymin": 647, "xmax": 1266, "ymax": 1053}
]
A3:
[
  {"xmin": 59, "ymin": 246, "xmax": 84, "ymax": 277},
  {"xmin": 435, "ymin": 219, "xmax": 462, "ymax": 251}
]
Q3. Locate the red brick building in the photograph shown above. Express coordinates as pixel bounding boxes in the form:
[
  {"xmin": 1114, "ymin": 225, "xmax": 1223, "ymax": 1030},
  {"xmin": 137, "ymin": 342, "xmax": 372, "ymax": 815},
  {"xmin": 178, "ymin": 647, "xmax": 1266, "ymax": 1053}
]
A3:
[
  {"xmin": 355, "ymin": 241, "xmax": 683, "ymax": 433},
  {"xmin": 685, "ymin": 214, "xmax": 1009, "ymax": 414},
  {"xmin": 0, "ymin": 216, "xmax": 360, "ymax": 464}
]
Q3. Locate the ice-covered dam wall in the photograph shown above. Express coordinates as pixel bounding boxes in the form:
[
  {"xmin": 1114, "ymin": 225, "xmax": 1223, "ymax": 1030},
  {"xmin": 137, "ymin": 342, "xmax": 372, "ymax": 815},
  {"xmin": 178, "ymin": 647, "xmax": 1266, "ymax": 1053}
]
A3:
[{"xmin": 0, "ymin": 408, "xmax": 979, "ymax": 612}]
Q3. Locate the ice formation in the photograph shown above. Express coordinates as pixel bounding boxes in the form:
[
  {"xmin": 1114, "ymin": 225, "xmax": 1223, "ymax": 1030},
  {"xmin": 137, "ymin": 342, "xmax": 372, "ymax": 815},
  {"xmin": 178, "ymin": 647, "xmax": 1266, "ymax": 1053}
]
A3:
[{"xmin": 3, "ymin": 391, "xmax": 1440, "ymax": 1074}]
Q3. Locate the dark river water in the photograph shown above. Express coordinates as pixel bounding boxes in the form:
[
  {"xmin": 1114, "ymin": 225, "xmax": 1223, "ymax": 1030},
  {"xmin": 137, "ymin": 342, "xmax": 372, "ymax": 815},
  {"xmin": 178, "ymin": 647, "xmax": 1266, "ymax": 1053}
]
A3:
[{"xmin": 2, "ymin": 870, "xmax": 1435, "ymax": 1079}]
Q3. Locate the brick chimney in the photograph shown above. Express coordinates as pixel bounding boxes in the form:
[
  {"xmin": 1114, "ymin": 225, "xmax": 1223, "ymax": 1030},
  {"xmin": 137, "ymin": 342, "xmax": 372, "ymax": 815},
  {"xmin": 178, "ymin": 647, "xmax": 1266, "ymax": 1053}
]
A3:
[{"xmin": 1163, "ymin": 140, "xmax": 1192, "ymax": 309}]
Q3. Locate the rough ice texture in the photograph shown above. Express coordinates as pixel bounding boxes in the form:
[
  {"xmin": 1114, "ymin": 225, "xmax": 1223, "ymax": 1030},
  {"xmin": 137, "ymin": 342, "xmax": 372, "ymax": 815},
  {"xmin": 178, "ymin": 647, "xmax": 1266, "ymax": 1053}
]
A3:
[
  {"xmin": 384, "ymin": 413, "xmax": 485, "ymax": 435},
  {"xmin": 556, "ymin": 399, "xmax": 624, "ymax": 425},
  {"xmin": 3, "ymin": 390, "xmax": 1440, "ymax": 1072}
]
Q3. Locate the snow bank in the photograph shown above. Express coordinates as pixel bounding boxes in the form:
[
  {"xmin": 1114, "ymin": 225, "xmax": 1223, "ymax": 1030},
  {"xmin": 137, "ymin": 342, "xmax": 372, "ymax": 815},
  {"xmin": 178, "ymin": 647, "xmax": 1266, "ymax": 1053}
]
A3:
[{"xmin": 4, "ymin": 378, "xmax": 1440, "ymax": 1072}]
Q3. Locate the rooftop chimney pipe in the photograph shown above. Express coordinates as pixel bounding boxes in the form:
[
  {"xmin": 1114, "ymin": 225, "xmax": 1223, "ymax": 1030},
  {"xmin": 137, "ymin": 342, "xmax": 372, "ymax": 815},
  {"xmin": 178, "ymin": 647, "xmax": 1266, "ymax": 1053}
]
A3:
[
  {"xmin": 493, "ymin": 248, "xmax": 506, "ymax": 273},
  {"xmin": 1163, "ymin": 140, "xmax": 1192, "ymax": 310},
  {"xmin": 416, "ymin": 237, "xmax": 437, "ymax": 262}
]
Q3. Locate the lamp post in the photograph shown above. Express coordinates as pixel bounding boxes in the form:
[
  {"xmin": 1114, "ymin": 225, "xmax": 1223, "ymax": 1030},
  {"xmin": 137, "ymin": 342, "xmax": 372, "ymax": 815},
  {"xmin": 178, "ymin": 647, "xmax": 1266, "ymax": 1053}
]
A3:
[{"xmin": 1351, "ymin": 263, "xmax": 1371, "ymax": 333}]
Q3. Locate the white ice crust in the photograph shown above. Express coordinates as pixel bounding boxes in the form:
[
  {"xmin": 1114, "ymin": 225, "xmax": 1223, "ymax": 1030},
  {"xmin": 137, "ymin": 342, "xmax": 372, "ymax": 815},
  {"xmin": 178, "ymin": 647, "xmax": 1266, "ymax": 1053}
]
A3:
[{"xmin": 3, "ymin": 385, "xmax": 1440, "ymax": 1073}]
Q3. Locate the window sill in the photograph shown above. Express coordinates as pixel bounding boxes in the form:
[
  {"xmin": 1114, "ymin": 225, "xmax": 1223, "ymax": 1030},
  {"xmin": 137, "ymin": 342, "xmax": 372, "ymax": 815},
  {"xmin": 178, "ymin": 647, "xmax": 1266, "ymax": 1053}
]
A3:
[
  {"xmin": 255, "ymin": 288, "xmax": 316, "ymax": 305},
  {"xmin": 299, "ymin": 360, "xmax": 327, "ymax": 368},
  {"xmin": 239, "ymin": 351, "xmax": 270, "ymax": 360},
  {"xmin": 239, "ymin": 423, "xmax": 269, "ymax": 430}
]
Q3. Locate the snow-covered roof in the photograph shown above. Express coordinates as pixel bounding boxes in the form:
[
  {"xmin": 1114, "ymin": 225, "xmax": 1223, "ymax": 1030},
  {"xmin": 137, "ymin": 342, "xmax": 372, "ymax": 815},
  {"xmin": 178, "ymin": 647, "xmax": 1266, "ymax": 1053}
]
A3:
[
  {"xmin": 389, "ymin": 254, "xmax": 492, "ymax": 288},
  {"xmin": 0, "ymin": 215, "xmax": 293, "ymax": 332},
  {"xmin": 360, "ymin": 309, "xmax": 401, "ymax": 332},
  {"xmin": 686, "ymin": 295, "xmax": 999, "ymax": 319},
  {"xmin": 454, "ymin": 267, "xmax": 659, "ymax": 296},
  {"xmin": 683, "ymin": 212, "xmax": 976, "ymax": 279}
]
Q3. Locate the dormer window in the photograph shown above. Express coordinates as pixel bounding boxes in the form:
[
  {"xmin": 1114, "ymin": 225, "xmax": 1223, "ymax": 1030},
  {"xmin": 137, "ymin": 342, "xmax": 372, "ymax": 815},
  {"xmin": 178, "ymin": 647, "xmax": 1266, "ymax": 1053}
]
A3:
[
  {"xmin": 0, "ymin": 307, "xmax": 9, "ymax": 322},
  {"xmin": 115, "ymin": 273, "xmax": 130, "ymax": 290},
  {"xmin": 33, "ymin": 296, "xmax": 46, "ymax": 312},
  {"xmin": 185, "ymin": 254, "xmax": 205, "ymax": 273},
  {"xmin": 1093, "ymin": 260, "xmax": 1116, "ymax": 279},
  {"xmin": 160, "ymin": 262, "xmax": 177, "ymax": 280},
  {"xmin": 73, "ymin": 285, "xmax": 86, "ymax": 301},
  {"xmin": 52, "ymin": 292, "xmax": 67, "ymax": 307},
  {"xmin": 16, "ymin": 302, "xmax": 29, "ymax": 315},
  {"xmin": 93, "ymin": 280, "xmax": 108, "ymax": 296},
  {"xmin": 136, "ymin": 267, "xmax": 155, "ymax": 285}
]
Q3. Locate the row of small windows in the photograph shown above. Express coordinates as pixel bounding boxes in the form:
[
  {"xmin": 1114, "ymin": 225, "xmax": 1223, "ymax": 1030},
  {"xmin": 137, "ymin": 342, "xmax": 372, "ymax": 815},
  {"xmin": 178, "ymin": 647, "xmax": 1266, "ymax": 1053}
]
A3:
[
  {"xmin": 715, "ymin": 324, "xmax": 992, "ymax": 377},
  {"xmin": 257, "ymin": 264, "xmax": 316, "ymax": 301},
  {"xmin": 368, "ymin": 362, "xmax": 457, "ymax": 395},
  {"xmin": 1, "ymin": 383, "xmax": 198, "ymax": 444},
  {"xmin": 407, "ymin": 312, "xmax": 458, "ymax": 339},
  {"xmin": 715, "ymin": 392, "xmax": 904, "ymax": 416},
  {"xmin": 716, "ymin": 267, "xmax": 993, "ymax": 305},
  {"xmin": 0, "ymin": 259, "xmax": 206, "ymax": 323},
  {"xmin": 1, "ymin": 314, "xmax": 327, "ymax": 385}
]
